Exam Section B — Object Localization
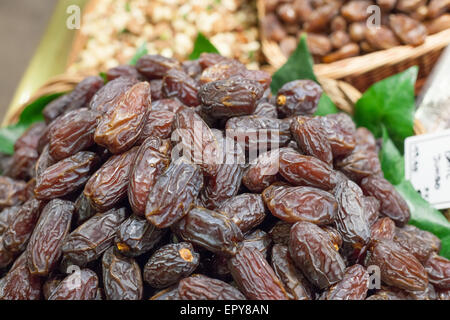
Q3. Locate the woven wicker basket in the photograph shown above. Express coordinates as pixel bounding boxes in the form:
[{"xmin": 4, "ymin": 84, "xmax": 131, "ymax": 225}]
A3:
[{"xmin": 257, "ymin": 0, "xmax": 450, "ymax": 93}]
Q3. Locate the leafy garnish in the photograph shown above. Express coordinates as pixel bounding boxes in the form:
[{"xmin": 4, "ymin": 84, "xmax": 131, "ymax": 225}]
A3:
[
  {"xmin": 0, "ymin": 93, "xmax": 64, "ymax": 155},
  {"xmin": 189, "ymin": 33, "xmax": 219, "ymax": 60},
  {"xmin": 129, "ymin": 42, "xmax": 148, "ymax": 66}
]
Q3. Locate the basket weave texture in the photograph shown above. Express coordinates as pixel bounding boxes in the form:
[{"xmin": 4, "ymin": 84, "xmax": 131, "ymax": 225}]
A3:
[{"xmin": 257, "ymin": 0, "xmax": 450, "ymax": 93}]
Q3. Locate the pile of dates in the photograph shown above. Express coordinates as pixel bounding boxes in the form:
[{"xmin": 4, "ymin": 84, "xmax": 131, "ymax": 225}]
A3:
[
  {"xmin": 262, "ymin": 0, "xmax": 450, "ymax": 62},
  {"xmin": 0, "ymin": 52, "xmax": 449, "ymax": 300}
]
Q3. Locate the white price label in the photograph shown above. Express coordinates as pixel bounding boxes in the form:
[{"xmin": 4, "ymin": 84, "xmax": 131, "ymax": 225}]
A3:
[{"xmin": 405, "ymin": 129, "xmax": 450, "ymax": 209}]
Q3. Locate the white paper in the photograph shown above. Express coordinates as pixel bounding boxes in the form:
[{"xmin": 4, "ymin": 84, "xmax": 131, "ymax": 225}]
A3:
[{"xmin": 405, "ymin": 129, "xmax": 450, "ymax": 209}]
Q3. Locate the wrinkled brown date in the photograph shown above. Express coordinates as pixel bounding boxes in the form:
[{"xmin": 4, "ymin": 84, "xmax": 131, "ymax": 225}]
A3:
[
  {"xmin": 289, "ymin": 221, "xmax": 346, "ymax": 289},
  {"xmin": 143, "ymin": 242, "xmax": 199, "ymax": 288},
  {"xmin": 178, "ymin": 274, "xmax": 246, "ymax": 300},
  {"xmin": 173, "ymin": 207, "xmax": 244, "ymax": 256},
  {"xmin": 102, "ymin": 247, "xmax": 143, "ymax": 300},
  {"xmin": 62, "ymin": 208, "xmax": 127, "ymax": 266},
  {"xmin": 84, "ymin": 147, "xmax": 138, "ymax": 212},
  {"xmin": 229, "ymin": 246, "xmax": 289, "ymax": 300},
  {"xmin": 146, "ymin": 157, "xmax": 203, "ymax": 228},
  {"xmin": 27, "ymin": 199, "xmax": 74, "ymax": 276},
  {"xmin": 35, "ymin": 151, "xmax": 99, "ymax": 200},
  {"xmin": 48, "ymin": 268, "xmax": 98, "ymax": 300}
]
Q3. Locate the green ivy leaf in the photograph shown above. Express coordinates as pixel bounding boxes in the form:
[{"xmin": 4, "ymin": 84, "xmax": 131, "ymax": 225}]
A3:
[
  {"xmin": 0, "ymin": 93, "xmax": 64, "ymax": 155},
  {"xmin": 396, "ymin": 180, "xmax": 450, "ymax": 258},
  {"xmin": 270, "ymin": 34, "xmax": 317, "ymax": 94},
  {"xmin": 354, "ymin": 66, "xmax": 417, "ymax": 153},
  {"xmin": 189, "ymin": 33, "xmax": 219, "ymax": 60},
  {"xmin": 314, "ymin": 94, "xmax": 339, "ymax": 116},
  {"xmin": 379, "ymin": 126, "xmax": 405, "ymax": 185},
  {"xmin": 129, "ymin": 42, "xmax": 148, "ymax": 66},
  {"xmin": 270, "ymin": 33, "xmax": 338, "ymax": 116}
]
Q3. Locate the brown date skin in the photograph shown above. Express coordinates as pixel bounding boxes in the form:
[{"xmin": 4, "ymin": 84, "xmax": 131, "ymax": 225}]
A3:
[
  {"xmin": 393, "ymin": 225, "xmax": 441, "ymax": 264},
  {"xmin": 178, "ymin": 274, "xmax": 246, "ymax": 300},
  {"xmin": 323, "ymin": 226, "xmax": 343, "ymax": 250},
  {"xmin": 390, "ymin": 14, "xmax": 427, "ymax": 46},
  {"xmin": 320, "ymin": 113, "xmax": 356, "ymax": 157},
  {"xmin": 335, "ymin": 149, "xmax": 382, "ymax": 182},
  {"xmin": 262, "ymin": 13, "xmax": 287, "ymax": 42},
  {"xmin": 424, "ymin": 253, "xmax": 450, "ymax": 290},
  {"xmin": 128, "ymin": 136, "xmax": 170, "ymax": 215},
  {"xmin": 278, "ymin": 148, "xmax": 343, "ymax": 190},
  {"xmin": 150, "ymin": 285, "xmax": 181, "ymax": 300},
  {"xmin": 34, "ymin": 144, "xmax": 55, "ymax": 180},
  {"xmin": 84, "ymin": 147, "xmax": 138, "ymax": 212},
  {"xmin": 0, "ymin": 176, "xmax": 27, "ymax": 209},
  {"xmin": 48, "ymin": 268, "xmax": 98, "ymax": 300},
  {"xmin": 228, "ymin": 246, "xmax": 289, "ymax": 300},
  {"xmin": 198, "ymin": 133, "xmax": 245, "ymax": 209},
  {"xmin": 151, "ymin": 97, "xmax": 185, "ymax": 113},
  {"xmin": 14, "ymin": 122, "xmax": 46, "ymax": 152},
  {"xmin": 306, "ymin": 33, "xmax": 333, "ymax": 56},
  {"xmin": 182, "ymin": 59, "xmax": 203, "ymax": 79},
  {"xmin": 0, "ymin": 206, "xmax": 20, "ymax": 235},
  {"xmin": 2, "ymin": 198, "xmax": 41, "ymax": 253},
  {"xmin": 42, "ymin": 274, "xmax": 64, "ymax": 300},
  {"xmin": 290, "ymin": 116, "xmax": 332, "ymax": 165},
  {"xmin": 35, "ymin": 151, "xmax": 100, "ymax": 200},
  {"xmin": 115, "ymin": 215, "xmax": 166, "ymax": 257},
  {"xmin": 241, "ymin": 230, "xmax": 272, "ymax": 259},
  {"xmin": 334, "ymin": 180, "xmax": 371, "ymax": 247},
  {"xmin": 263, "ymin": 184, "xmax": 337, "ymax": 225},
  {"xmin": 360, "ymin": 176, "xmax": 410, "ymax": 227},
  {"xmin": 89, "ymin": 76, "xmax": 139, "ymax": 115},
  {"xmin": 341, "ymin": 0, "xmax": 372, "ymax": 22},
  {"xmin": 136, "ymin": 54, "xmax": 181, "ymax": 79},
  {"xmin": 365, "ymin": 26, "xmax": 401, "ymax": 50},
  {"xmin": 199, "ymin": 78, "xmax": 264, "ymax": 118},
  {"xmin": 137, "ymin": 110, "xmax": 175, "ymax": 143},
  {"xmin": 143, "ymin": 242, "xmax": 199, "ymax": 288},
  {"xmin": 162, "ymin": 69, "xmax": 199, "ymax": 107},
  {"xmin": 271, "ymin": 244, "xmax": 312, "ymax": 300},
  {"xmin": 0, "ymin": 235, "xmax": 15, "ymax": 268},
  {"xmin": 74, "ymin": 192, "xmax": 96, "ymax": 226},
  {"xmin": 199, "ymin": 59, "xmax": 246, "ymax": 84},
  {"xmin": 48, "ymin": 108, "xmax": 97, "ymax": 161},
  {"xmin": 218, "ymin": 193, "xmax": 267, "ymax": 233},
  {"xmin": 366, "ymin": 239, "xmax": 428, "ymax": 292},
  {"xmin": 150, "ymin": 79, "xmax": 163, "ymax": 100},
  {"xmin": 225, "ymin": 115, "xmax": 291, "ymax": 152},
  {"xmin": 198, "ymin": 53, "xmax": 229, "ymax": 69},
  {"xmin": 105, "ymin": 65, "xmax": 141, "ymax": 81},
  {"xmin": 102, "ymin": 247, "xmax": 143, "ymax": 300},
  {"xmin": 199, "ymin": 160, "xmax": 245, "ymax": 210},
  {"xmin": 27, "ymin": 199, "xmax": 74, "ymax": 276},
  {"xmin": 304, "ymin": 4, "xmax": 339, "ymax": 32},
  {"xmin": 173, "ymin": 107, "xmax": 221, "ymax": 176},
  {"xmin": 254, "ymin": 101, "xmax": 278, "ymax": 118},
  {"xmin": 364, "ymin": 196, "xmax": 381, "ymax": 226},
  {"xmin": 42, "ymin": 94, "xmax": 73, "ymax": 124},
  {"xmin": 5, "ymin": 147, "xmax": 38, "ymax": 181},
  {"xmin": 427, "ymin": 14, "xmax": 450, "ymax": 34},
  {"xmin": 321, "ymin": 264, "xmax": 369, "ymax": 300},
  {"xmin": 0, "ymin": 252, "xmax": 41, "ymax": 300},
  {"xmin": 245, "ymin": 69, "xmax": 272, "ymax": 91},
  {"xmin": 173, "ymin": 206, "xmax": 244, "ymax": 256},
  {"xmin": 276, "ymin": 80, "xmax": 323, "ymax": 117},
  {"xmin": 242, "ymin": 148, "xmax": 282, "ymax": 193},
  {"xmin": 370, "ymin": 217, "xmax": 396, "ymax": 242},
  {"xmin": 42, "ymin": 76, "xmax": 103, "ymax": 123},
  {"xmin": 95, "ymin": 81, "xmax": 150, "ymax": 154},
  {"xmin": 322, "ymin": 43, "xmax": 360, "ymax": 63},
  {"xmin": 269, "ymin": 221, "xmax": 292, "ymax": 246},
  {"xmin": 145, "ymin": 157, "xmax": 203, "ymax": 228},
  {"xmin": 289, "ymin": 221, "xmax": 346, "ymax": 289},
  {"xmin": 61, "ymin": 208, "xmax": 127, "ymax": 266}
]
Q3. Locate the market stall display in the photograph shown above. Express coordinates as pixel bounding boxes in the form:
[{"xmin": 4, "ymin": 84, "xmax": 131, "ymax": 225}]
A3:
[{"xmin": 258, "ymin": 0, "xmax": 450, "ymax": 91}]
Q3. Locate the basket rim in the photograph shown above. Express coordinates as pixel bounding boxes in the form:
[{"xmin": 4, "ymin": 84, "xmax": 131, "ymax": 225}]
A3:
[{"xmin": 257, "ymin": 0, "xmax": 450, "ymax": 79}]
